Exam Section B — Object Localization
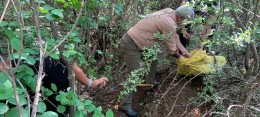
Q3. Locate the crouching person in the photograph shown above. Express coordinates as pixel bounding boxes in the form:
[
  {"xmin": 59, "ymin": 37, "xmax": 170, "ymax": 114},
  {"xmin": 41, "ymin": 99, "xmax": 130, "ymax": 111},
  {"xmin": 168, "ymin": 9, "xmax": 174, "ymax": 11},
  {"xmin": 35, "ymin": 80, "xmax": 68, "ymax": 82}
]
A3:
[{"xmin": 0, "ymin": 52, "xmax": 108, "ymax": 116}]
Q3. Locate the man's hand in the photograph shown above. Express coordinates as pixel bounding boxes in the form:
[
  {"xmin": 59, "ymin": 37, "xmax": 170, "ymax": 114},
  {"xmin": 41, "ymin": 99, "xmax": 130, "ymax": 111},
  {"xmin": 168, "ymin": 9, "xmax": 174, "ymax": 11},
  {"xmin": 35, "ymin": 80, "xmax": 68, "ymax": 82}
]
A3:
[
  {"xmin": 182, "ymin": 52, "xmax": 191, "ymax": 58},
  {"xmin": 182, "ymin": 32, "xmax": 191, "ymax": 39},
  {"xmin": 91, "ymin": 77, "xmax": 108, "ymax": 89},
  {"xmin": 199, "ymin": 44, "xmax": 204, "ymax": 50}
]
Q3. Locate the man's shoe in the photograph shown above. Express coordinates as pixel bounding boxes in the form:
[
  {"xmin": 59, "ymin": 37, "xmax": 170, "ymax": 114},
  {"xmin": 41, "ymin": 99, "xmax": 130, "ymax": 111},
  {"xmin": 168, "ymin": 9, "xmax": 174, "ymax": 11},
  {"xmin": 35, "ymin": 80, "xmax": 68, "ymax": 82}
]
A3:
[
  {"xmin": 153, "ymin": 81, "xmax": 162, "ymax": 88},
  {"xmin": 119, "ymin": 108, "xmax": 137, "ymax": 117}
]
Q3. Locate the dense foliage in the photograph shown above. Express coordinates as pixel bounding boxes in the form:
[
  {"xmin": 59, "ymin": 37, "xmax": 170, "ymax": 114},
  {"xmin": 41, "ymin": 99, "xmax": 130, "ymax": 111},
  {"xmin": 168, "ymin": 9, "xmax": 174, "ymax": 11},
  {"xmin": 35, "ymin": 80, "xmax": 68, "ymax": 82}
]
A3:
[{"xmin": 0, "ymin": 0, "xmax": 259, "ymax": 116}]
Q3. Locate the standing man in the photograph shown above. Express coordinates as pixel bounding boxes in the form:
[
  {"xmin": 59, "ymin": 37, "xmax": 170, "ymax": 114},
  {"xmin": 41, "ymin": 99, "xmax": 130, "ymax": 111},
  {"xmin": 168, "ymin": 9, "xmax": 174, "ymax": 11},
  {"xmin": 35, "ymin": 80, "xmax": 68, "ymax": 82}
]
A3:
[{"xmin": 118, "ymin": 5, "xmax": 195, "ymax": 117}]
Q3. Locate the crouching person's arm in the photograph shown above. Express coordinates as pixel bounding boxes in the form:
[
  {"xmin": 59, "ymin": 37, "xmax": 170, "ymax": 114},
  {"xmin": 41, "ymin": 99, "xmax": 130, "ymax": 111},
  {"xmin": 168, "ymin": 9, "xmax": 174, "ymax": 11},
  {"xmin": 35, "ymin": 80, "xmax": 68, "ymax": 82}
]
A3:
[{"xmin": 73, "ymin": 64, "xmax": 108, "ymax": 89}]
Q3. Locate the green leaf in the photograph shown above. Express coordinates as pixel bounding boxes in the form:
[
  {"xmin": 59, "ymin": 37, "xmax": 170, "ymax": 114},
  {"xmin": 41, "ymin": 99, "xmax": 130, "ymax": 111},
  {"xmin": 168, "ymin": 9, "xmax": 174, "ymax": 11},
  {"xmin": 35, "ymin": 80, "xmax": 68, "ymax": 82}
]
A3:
[
  {"xmin": 67, "ymin": 91, "xmax": 77, "ymax": 99},
  {"xmin": 16, "ymin": 87, "xmax": 25, "ymax": 95},
  {"xmin": 4, "ymin": 29, "xmax": 15, "ymax": 39},
  {"xmin": 16, "ymin": 64, "xmax": 34, "ymax": 76},
  {"xmin": 0, "ymin": 80, "xmax": 13, "ymax": 100},
  {"xmin": 87, "ymin": 68, "xmax": 96, "ymax": 78},
  {"xmin": 75, "ymin": 109, "xmax": 84, "ymax": 117},
  {"xmin": 77, "ymin": 102, "xmax": 84, "ymax": 110},
  {"xmin": 5, "ymin": 107, "xmax": 29, "ymax": 117},
  {"xmin": 0, "ymin": 21, "xmax": 8, "ymax": 27},
  {"xmin": 67, "ymin": 87, "xmax": 71, "ymax": 91},
  {"xmin": 66, "ymin": 50, "xmax": 77, "ymax": 55},
  {"xmin": 43, "ymin": 88, "xmax": 53, "ymax": 97},
  {"xmin": 57, "ymin": 105, "xmax": 66, "ymax": 113},
  {"xmin": 63, "ymin": 2, "xmax": 70, "ymax": 8},
  {"xmin": 105, "ymin": 109, "xmax": 114, "ymax": 117},
  {"xmin": 26, "ymin": 67, "xmax": 34, "ymax": 76},
  {"xmin": 69, "ymin": 32, "xmax": 77, "ymax": 38},
  {"xmin": 21, "ymin": 53, "xmax": 28, "ymax": 60},
  {"xmin": 0, "ymin": 72, "xmax": 8, "ymax": 83},
  {"xmin": 0, "ymin": 103, "xmax": 9, "ymax": 114},
  {"xmin": 72, "ymin": 37, "xmax": 81, "ymax": 43},
  {"xmin": 8, "ymin": 95, "xmax": 27, "ymax": 106},
  {"xmin": 112, "ymin": 4, "xmax": 123, "ymax": 15},
  {"xmin": 78, "ymin": 17, "xmax": 87, "ymax": 27},
  {"xmin": 94, "ymin": 106, "xmax": 104, "ymax": 117},
  {"xmin": 56, "ymin": 0, "xmax": 65, "ymax": 3},
  {"xmin": 100, "ymin": 16, "xmax": 110, "ymax": 26},
  {"xmin": 21, "ymin": 11, "xmax": 31, "ymax": 19},
  {"xmin": 62, "ymin": 50, "xmax": 77, "ymax": 58},
  {"xmin": 77, "ymin": 53, "xmax": 87, "ymax": 65},
  {"xmin": 64, "ymin": 44, "xmax": 75, "ymax": 49},
  {"xmin": 50, "ymin": 53, "xmax": 59, "ymax": 60},
  {"xmin": 96, "ymin": 50, "xmax": 103, "ymax": 55},
  {"xmin": 51, "ymin": 83, "xmax": 57, "ymax": 92},
  {"xmin": 34, "ymin": 0, "xmax": 45, "ymax": 4},
  {"xmin": 40, "ymin": 111, "xmax": 58, "ymax": 117},
  {"xmin": 23, "ymin": 48, "xmax": 38, "ymax": 55},
  {"xmin": 24, "ymin": 35, "xmax": 34, "ymax": 43},
  {"xmin": 86, "ymin": 104, "xmax": 96, "ymax": 112},
  {"xmin": 86, "ymin": 17, "xmax": 98, "ymax": 29},
  {"xmin": 51, "ymin": 9, "xmax": 64, "ymax": 18},
  {"xmin": 10, "ymin": 38, "xmax": 21, "ymax": 51},
  {"xmin": 84, "ymin": 100, "xmax": 92, "ymax": 106},
  {"xmin": 37, "ymin": 102, "xmax": 47, "ymax": 113},
  {"xmin": 46, "ymin": 13, "xmax": 55, "ymax": 20},
  {"xmin": 39, "ymin": 7, "xmax": 49, "ymax": 14},
  {"xmin": 70, "ymin": 0, "xmax": 81, "ymax": 9},
  {"xmin": 25, "ymin": 56, "xmax": 36, "ymax": 65},
  {"xmin": 56, "ymin": 92, "xmax": 67, "ymax": 101},
  {"xmin": 8, "ymin": 21, "xmax": 19, "ymax": 27},
  {"xmin": 43, "ymin": 5, "xmax": 54, "ymax": 11},
  {"xmin": 23, "ymin": 76, "xmax": 36, "ymax": 90}
]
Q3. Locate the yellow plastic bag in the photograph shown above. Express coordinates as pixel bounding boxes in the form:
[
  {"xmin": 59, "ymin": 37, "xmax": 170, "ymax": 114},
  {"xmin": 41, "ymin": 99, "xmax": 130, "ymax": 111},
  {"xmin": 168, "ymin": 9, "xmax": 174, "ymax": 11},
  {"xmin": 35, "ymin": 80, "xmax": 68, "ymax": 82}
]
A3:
[{"xmin": 177, "ymin": 49, "xmax": 226, "ymax": 75}]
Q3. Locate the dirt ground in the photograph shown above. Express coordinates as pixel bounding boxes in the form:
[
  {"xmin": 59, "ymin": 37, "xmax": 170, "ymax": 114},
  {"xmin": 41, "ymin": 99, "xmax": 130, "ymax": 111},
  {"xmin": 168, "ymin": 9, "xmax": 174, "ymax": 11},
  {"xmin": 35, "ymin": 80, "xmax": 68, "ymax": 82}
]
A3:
[{"xmin": 88, "ymin": 68, "xmax": 213, "ymax": 117}]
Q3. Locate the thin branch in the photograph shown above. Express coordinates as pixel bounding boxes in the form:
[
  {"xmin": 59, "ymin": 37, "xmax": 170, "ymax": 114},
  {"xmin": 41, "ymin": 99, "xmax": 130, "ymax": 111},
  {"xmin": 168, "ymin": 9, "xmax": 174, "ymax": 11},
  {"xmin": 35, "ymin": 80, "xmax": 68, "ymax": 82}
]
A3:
[
  {"xmin": 251, "ymin": 43, "xmax": 259, "ymax": 75},
  {"xmin": 10, "ymin": 0, "xmax": 18, "ymax": 13},
  {"xmin": 31, "ymin": 0, "xmax": 86, "ymax": 116},
  {"xmin": 244, "ymin": 60, "xmax": 254, "ymax": 79},
  {"xmin": 30, "ymin": 44, "xmax": 46, "ymax": 117},
  {"xmin": 210, "ymin": 112, "xmax": 227, "ymax": 116},
  {"xmin": 47, "ymin": 0, "xmax": 87, "ymax": 56},
  {"xmin": 3, "ymin": 41, "xmax": 30, "ymax": 114},
  {"xmin": 30, "ymin": 0, "xmax": 45, "ymax": 116},
  {"xmin": 251, "ymin": 0, "xmax": 259, "ymax": 75},
  {"xmin": 30, "ymin": 0, "xmax": 44, "ymax": 51},
  {"xmin": 0, "ymin": 56, "xmax": 23, "ymax": 117},
  {"xmin": 245, "ymin": 44, "xmax": 250, "ymax": 70},
  {"xmin": 230, "ymin": 11, "xmax": 246, "ymax": 30},
  {"xmin": 232, "ymin": 45, "xmax": 244, "ymax": 75},
  {"xmin": 2, "ymin": 42, "xmax": 23, "ymax": 116},
  {"xmin": 11, "ymin": 0, "xmax": 25, "ymax": 70},
  {"xmin": 166, "ymin": 75, "xmax": 200, "ymax": 117},
  {"xmin": 250, "ymin": 106, "xmax": 260, "ymax": 112},
  {"xmin": 16, "ymin": 79, "xmax": 31, "ymax": 114},
  {"xmin": 230, "ymin": 0, "xmax": 260, "ymax": 19},
  {"xmin": 0, "ymin": 0, "xmax": 10, "ymax": 24},
  {"xmin": 10, "ymin": 0, "xmax": 37, "ymax": 42},
  {"xmin": 228, "ymin": 104, "xmax": 243, "ymax": 117}
]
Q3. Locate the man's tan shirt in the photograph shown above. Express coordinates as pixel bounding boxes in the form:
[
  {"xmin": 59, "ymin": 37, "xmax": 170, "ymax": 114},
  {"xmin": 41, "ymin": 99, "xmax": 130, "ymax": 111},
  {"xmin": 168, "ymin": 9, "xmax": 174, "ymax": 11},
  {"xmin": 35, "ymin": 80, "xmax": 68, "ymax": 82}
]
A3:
[{"xmin": 127, "ymin": 8, "xmax": 186, "ymax": 55}]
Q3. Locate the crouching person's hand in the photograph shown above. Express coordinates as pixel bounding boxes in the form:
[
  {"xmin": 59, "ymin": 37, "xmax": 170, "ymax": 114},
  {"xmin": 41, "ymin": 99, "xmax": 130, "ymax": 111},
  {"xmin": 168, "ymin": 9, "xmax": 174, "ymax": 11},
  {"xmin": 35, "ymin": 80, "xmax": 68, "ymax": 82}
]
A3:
[{"xmin": 91, "ymin": 77, "xmax": 108, "ymax": 89}]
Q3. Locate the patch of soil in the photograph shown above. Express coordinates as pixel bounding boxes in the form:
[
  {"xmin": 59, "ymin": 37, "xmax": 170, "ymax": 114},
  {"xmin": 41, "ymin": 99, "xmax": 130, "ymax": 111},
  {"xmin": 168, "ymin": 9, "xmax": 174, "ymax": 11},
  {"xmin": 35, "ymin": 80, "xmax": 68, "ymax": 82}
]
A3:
[{"xmin": 89, "ymin": 68, "xmax": 213, "ymax": 117}]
